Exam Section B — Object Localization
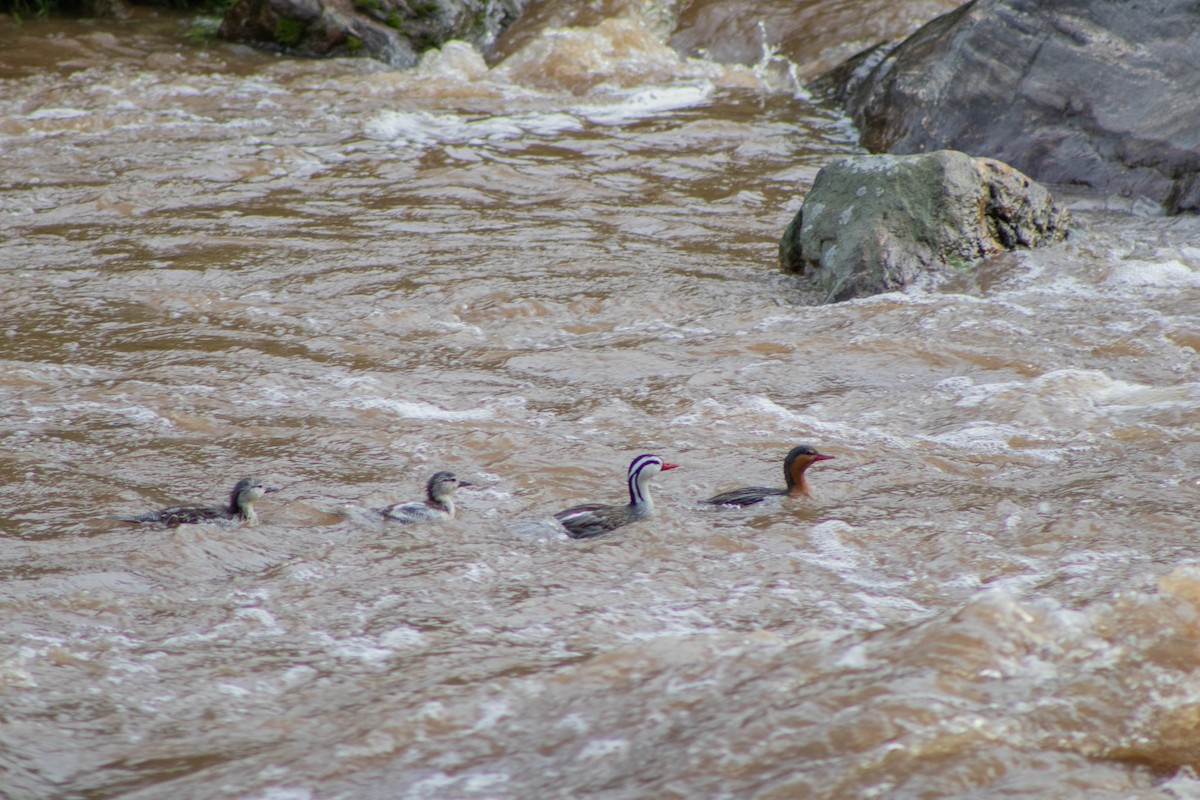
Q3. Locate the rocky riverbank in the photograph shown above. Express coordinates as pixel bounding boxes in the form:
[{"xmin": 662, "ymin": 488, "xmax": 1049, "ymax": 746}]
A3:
[{"xmin": 812, "ymin": 0, "xmax": 1200, "ymax": 215}]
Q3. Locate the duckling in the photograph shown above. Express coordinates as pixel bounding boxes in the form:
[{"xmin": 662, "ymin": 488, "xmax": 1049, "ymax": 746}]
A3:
[
  {"xmin": 702, "ymin": 445, "xmax": 833, "ymax": 508},
  {"xmin": 377, "ymin": 471, "xmax": 472, "ymax": 524},
  {"xmin": 122, "ymin": 477, "xmax": 280, "ymax": 527},
  {"xmin": 555, "ymin": 454, "xmax": 679, "ymax": 539}
]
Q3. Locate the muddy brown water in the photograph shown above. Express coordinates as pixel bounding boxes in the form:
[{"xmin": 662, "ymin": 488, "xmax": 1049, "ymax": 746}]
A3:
[{"xmin": 2, "ymin": 1, "xmax": 1200, "ymax": 797}]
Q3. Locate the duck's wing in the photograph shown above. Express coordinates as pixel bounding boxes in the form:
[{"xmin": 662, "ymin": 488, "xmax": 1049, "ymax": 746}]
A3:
[
  {"xmin": 700, "ymin": 486, "xmax": 782, "ymax": 508},
  {"xmin": 120, "ymin": 504, "xmax": 228, "ymax": 526},
  {"xmin": 377, "ymin": 501, "xmax": 430, "ymax": 523},
  {"xmin": 554, "ymin": 503, "xmax": 602, "ymax": 522},
  {"xmin": 554, "ymin": 504, "xmax": 622, "ymax": 539}
]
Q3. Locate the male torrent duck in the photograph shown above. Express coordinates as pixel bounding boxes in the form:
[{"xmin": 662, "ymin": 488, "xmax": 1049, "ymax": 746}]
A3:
[
  {"xmin": 377, "ymin": 470, "xmax": 472, "ymax": 524},
  {"xmin": 122, "ymin": 476, "xmax": 280, "ymax": 527},
  {"xmin": 702, "ymin": 445, "xmax": 834, "ymax": 508},
  {"xmin": 555, "ymin": 454, "xmax": 679, "ymax": 539}
]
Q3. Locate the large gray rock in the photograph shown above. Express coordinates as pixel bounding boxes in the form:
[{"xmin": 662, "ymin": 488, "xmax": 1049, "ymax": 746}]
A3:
[
  {"xmin": 812, "ymin": 0, "xmax": 1200, "ymax": 215},
  {"xmin": 219, "ymin": 0, "xmax": 527, "ymax": 68},
  {"xmin": 780, "ymin": 150, "xmax": 1070, "ymax": 302}
]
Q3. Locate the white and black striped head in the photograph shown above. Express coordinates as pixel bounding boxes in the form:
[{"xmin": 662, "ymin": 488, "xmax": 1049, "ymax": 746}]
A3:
[
  {"xmin": 426, "ymin": 471, "xmax": 472, "ymax": 504},
  {"xmin": 230, "ymin": 476, "xmax": 280, "ymax": 513},
  {"xmin": 626, "ymin": 454, "xmax": 679, "ymax": 505}
]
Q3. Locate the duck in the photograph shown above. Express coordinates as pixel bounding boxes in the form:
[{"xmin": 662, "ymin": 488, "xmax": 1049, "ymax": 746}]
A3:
[
  {"xmin": 377, "ymin": 470, "xmax": 472, "ymax": 524},
  {"xmin": 555, "ymin": 454, "xmax": 679, "ymax": 539},
  {"xmin": 701, "ymin": 445, "xmax": 834, "ymax": 508},
  {"xmin": 121, "ymin": 476, "xmax": 280, "ymax": 527}
]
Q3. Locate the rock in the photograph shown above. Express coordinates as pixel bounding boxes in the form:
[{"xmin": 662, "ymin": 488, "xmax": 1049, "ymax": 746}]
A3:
[
  {"xmin": 780, "ymin": 150, "xmax": 1070, "ymax": 302},
  {"xmin": 218, "ymin": 0, "xmax": 528, "ymax": 68},
  {"xmin": 810, "ymin": 0, "xmax": 1200, "ymax": 215}
]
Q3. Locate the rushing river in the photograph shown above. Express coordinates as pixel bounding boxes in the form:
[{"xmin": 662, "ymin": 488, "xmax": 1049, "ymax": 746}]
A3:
[{"xmin": 3, "ymin": 0, "xmax": 1200, "ymax": 797}]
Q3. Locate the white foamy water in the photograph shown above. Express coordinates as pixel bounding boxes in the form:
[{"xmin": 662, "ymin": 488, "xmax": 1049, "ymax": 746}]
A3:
[{"xmin": 365, "ymin": 109, "xmax": 586, "ymax": 146}]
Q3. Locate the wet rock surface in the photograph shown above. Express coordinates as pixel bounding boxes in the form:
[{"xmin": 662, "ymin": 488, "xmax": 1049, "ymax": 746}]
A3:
[
  {"xmin": 812, "ymin": 0, "xmax": 1200, "ymax": 214},
  {"xmin": 780, "ymin": 150, "xmax": 1070, "ymax": 302},
  {"xmin": 218, "ymin": 0, "xmax": 526, "ymax": 67}
]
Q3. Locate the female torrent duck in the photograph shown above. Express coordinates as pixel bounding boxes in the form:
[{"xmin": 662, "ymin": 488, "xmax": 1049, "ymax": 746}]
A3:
[
  {"xmin": 702, "ymin": 445, "xmax": 834, "ymax": 508},
  {"xmin": 377, "ymin": 471, "xmax": 472, "ymax": 524},
  {"xmin": 555, "ymin": 454, "xmax": 679, "ymax": 539},
  {"xmin": 122, "ymin": 476, "xmax": 280, "ymax": 527}
]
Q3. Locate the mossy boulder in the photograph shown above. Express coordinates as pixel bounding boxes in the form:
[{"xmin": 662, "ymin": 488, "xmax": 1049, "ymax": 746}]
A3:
[{"xmin": 780, "ymin": 151, "xmax": 1070, "ymax": 303}]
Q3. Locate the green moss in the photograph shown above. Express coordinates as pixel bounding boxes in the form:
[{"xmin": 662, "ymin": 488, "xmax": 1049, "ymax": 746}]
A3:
[
  {"xmin": 182, "ymin": 16, "xmax": 221, "ymax": 44},
  {"xmin": 3, "ymin": 0, "xmax": 54, "ymax": 18},
  {"xmin": 385, "ymin": 10, "xmax": 402, "ymax": 29},
  {"xmin": 409, "ymin": 0, "xmax": 438, "ymax": 18},
  {"xmin": 346, "ymin": 34, "xmax": 363, "ymax": 54},
  {"xmin": 945, "ymin": 254, "xmax": 975, "ymax": 274},
  {"xmin": 353, "ymin": 0, "xmax": 380, "ymax": 12},
  {"xmin": 273, "ymin": 16, "xmax": 306, "ymax": 47},
  {"xmin": 411, "ymin": 30, "xmax": 440, "ymax": 50}
]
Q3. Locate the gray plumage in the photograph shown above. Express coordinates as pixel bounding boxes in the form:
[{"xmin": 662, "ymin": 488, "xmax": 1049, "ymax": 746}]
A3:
[
  {"xmin": 378, "ymin": 471, "xmax": 472, "ymax": 524},
  {"xmin": 121, "ymin": 476, "xmax": 280, "ymax": 527}
]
